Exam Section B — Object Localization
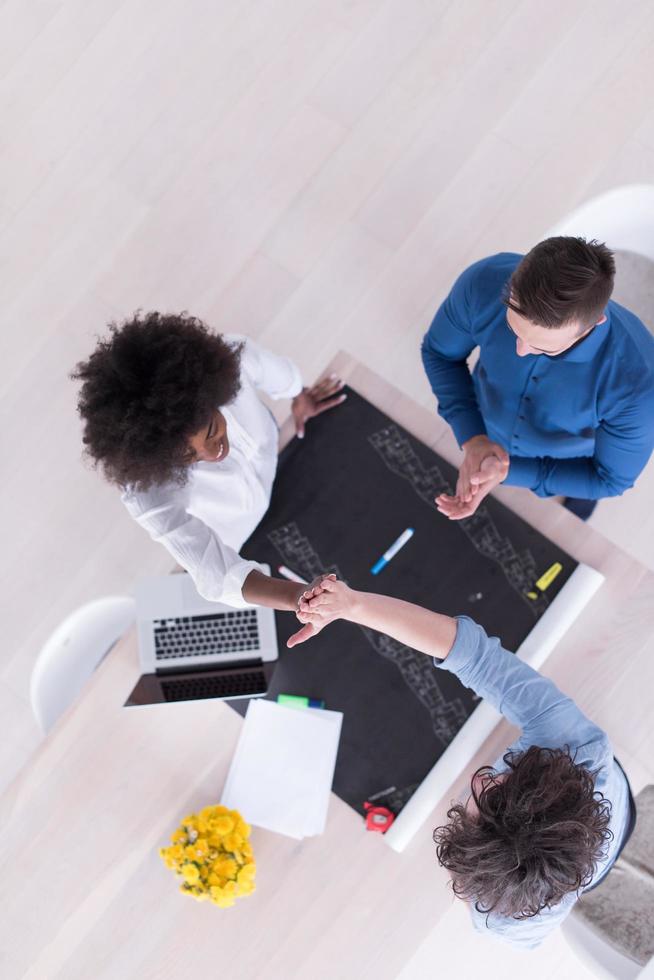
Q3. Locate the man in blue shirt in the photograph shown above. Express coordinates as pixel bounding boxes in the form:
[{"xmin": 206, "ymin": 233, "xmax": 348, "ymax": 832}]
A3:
[
  {"xmin": 291, "ymin": 576, "xmax": 635, "ymax": 948},
  {"xmin": 421, "ymin": 237, "xmax": 654, "ymax": 520}
]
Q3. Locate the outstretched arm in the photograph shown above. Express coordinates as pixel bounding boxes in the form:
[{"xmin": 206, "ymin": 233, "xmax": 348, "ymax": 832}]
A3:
[
  {"xmin": 289, "ymin": 577, "xmax": 457, "ymax": 658},
  {"xmin": 242, "ymin": 569, "xmax": 304, "ymax": 611},
  {"xmin": 123, "ymin": 484, "xmax": 331, "ymax": 615},
  {"xmin": 293, "ymin": 580, "xmax": 609, "ymax": 770}
]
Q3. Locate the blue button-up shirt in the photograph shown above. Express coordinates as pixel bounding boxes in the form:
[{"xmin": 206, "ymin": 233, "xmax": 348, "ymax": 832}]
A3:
[
  {"xmin": 422, "ymin": 253, "xmax": 654, "ymax": 498},
  {"xmin": 437, "ymin": 616, "xmax": 630, "ymax": 948}
]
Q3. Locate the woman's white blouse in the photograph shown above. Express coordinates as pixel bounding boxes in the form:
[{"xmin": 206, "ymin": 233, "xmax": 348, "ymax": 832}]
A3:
[{"xmin": 121, "ymin": 335, "xmax": 302, "ymax": 606}]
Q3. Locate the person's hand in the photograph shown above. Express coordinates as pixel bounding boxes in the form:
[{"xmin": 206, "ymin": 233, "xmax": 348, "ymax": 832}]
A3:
[
  {"xmin": 294, "ymin": 573, "xmax": 336, "ymax": 613},
  {"xmin": 300, "ymin": 574, "xmax": 355, "ymax": 616},
  {"xmin": 435, "ymin": 455, "xmax": 508, "ymax": 520},
  {"xmin": 286, "ymin": 574, "xmax": 354, "ymax": 647},
  {"xmin": 453, "ymin": 434, "xmax": 509, "ymax": 503},
  {"xmin": 287, "ymin": 573, "xmax": 338, "ymax": 647},
  {"xmin": 291, "ymin": 375, "xmax": 347, "ymax": 439}
]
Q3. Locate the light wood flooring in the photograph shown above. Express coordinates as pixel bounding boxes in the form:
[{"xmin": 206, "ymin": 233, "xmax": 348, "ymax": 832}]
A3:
[{"xmin": 2, "ymin": 2, "xmax": 654, "ymax": 975}]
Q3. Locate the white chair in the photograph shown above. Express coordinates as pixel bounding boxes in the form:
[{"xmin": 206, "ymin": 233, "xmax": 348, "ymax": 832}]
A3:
[
  {"xmin": 562, "ymin": 910, "xmax": 642, "ymax": 980},
  {"xmin": 547, "ymin": 190, "xmax": 654, "ymax": 974},
  {"xmin": 30, "ymin": 596, "xmax": 136, "ymax": 733},
  {"xmin": 545, "ymin": 183, "xmax": 654, "ymax": 332},
  {"xmin": 562, "ymin": 784, "xmax": 654, "ymax": 978},
  {"xmin": 545, "ymin": 183, "xmax": 654, "ymax": 260}
]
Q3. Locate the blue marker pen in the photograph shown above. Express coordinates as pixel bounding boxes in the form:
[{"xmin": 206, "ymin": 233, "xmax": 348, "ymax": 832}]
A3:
[{"xmin": 371, "ymin": 528, "xmax": 414, "ymax": 575}]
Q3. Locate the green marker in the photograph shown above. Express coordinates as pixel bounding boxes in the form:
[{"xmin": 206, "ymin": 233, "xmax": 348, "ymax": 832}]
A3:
[{"xmin": 277, "ymin": 693, "xmax": 325, "ymax": 710}]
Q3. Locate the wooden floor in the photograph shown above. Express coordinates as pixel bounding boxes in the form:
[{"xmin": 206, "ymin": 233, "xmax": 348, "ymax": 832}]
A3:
[{"xmin": 2, "ymin": 1, "xmax": 654, "ymax": 975}]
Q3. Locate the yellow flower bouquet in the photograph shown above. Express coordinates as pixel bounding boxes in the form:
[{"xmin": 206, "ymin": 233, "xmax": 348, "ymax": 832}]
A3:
[{"xmin": 159, "ymin": 805, "xmax": 256, "ymax": 908}]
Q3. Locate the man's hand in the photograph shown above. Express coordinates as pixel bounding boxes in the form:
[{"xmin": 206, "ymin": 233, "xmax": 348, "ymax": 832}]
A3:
[
  {"xmin": 287, "ymin": 573, "xmax": 342, "ymax": 647},
  {"xmin": 453, "ymin": 434, "xmax": 509, "ymax": 503},
  {"xmin": 436, "ymin": 454, "xmax": 508, "ymax": 520},
  {"xmin": 292, "ymin": 375, "xmax": 346, "ymax": 439}
]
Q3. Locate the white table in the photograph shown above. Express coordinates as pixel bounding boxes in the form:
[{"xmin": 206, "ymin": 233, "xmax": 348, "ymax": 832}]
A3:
[{"xmin": 2, "ymin": 354, "xmax": 653, "ymax": 980}]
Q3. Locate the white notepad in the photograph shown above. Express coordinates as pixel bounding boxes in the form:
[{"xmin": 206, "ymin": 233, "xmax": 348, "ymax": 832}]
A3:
[{"xmin": 221, "ymin": 700, "xmax": 343, "ymax": 839}]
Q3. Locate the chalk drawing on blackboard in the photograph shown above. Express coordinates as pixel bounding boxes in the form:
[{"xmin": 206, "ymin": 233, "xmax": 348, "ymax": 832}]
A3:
[
  {"xmin": 268, "ymin": 521, "xmax": 469, "ymax": 747},
  {"xmin": 360, "ymin": 626, "xmax": 470, "ymax": 747},
  {"xmin": 368, "ymin": 425, "xmax": 547, "ymax": 616},
  {"xmin": 268, "ymin": 522, "xmax": 342, "ymax": 582}
]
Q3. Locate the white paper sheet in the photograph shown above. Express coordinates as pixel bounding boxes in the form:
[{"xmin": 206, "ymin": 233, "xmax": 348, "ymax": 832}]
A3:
[{"xmin": 221, "ymin": 699, "xmax": 343, "ymax": 839}]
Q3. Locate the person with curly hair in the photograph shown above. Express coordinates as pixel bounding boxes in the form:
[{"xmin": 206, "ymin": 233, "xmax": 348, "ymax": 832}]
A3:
[
  {"xmin": 72, "ymin": 312, "xmax": 345, "ymax": 613},
  {"xmin": 291, "ymin": 576, "xmax": 636, "ymax": 948}
]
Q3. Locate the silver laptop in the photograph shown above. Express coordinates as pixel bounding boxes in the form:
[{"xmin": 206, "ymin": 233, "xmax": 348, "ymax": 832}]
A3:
[{"xmin": 125, "ymin": 568, "xmax": 278, "ymax": 706}]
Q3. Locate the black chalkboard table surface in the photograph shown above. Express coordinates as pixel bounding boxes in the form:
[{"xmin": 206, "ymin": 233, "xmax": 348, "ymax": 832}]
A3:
[{"xmin": 234, "ymin": 355, "xmax": 604, "ymax": 848}]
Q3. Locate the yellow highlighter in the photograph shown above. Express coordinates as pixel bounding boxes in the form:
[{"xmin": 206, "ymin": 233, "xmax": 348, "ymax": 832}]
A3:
[{"xmin": 526, "ymin": 562, "xmax": 562, "ymax": 600}]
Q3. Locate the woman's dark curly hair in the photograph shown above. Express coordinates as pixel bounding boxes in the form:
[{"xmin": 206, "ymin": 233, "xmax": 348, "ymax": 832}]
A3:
[
  {"xmin": 433, "ymin": 746, "xmax": 613, "ymax": 920},
  {"xmin": 71, "ymin": 312, "xmax": 243, "ymax": 491}
]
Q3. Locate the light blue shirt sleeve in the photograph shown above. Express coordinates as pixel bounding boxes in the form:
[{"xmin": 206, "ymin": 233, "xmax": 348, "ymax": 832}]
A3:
[{"xmin": 438, "ymin": 616, "xmax": 610, "ymax": 769}]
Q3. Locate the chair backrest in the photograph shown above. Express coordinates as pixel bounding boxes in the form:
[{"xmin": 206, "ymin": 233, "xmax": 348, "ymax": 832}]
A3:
[
  {"xmin": 563, "ymin": 784, "xmax": 654, "ymax": 978},
  {"xmin": 611, "ymin": 250, "xmax": 654, "ymax": 332},
  {"xmin": 562, "ymin": 906, "xmax": 642, "ymax": 980},
  {"xmin": 545, "ymin": 184, "xmax": 654, "ymax": 261},
  {"xmin": 30, "ymin": 596, "xmax": 136, "ymax": 733},
  {"xmin": 544, "ymin": 184, "xmax": 654, "ymax": 332}
]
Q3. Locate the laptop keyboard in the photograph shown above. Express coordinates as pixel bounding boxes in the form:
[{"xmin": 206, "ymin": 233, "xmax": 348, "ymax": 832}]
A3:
[
  {"xmin": 160, "ymin": 669, "xmax": 267, "ymax": 701},
  {"xmin": 153, "ymin": 609, "xmax": 260, "ymax": 661}
]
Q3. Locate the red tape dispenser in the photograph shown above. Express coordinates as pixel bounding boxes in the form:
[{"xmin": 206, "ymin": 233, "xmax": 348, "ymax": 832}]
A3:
[
  {"xmin": 364, "ymin": 802, "xmax": 395, "ymax": 833},
  {"xmin": 363, "ymin": 785, "xmax": 397, "ymax": 833}
]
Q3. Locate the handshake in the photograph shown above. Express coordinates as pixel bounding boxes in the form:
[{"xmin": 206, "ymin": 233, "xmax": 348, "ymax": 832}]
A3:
[{"xmin": 289, "ymin": 574, "xmax": 350, "ymax": 648}]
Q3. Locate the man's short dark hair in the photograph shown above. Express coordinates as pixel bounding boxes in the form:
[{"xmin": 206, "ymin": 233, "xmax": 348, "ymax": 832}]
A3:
[
  {"xmin": 433, "ymin": 746, "xmax": 612, "ymax": 920},
  {"xmin": 71, "ymin": 312, "xmax": 243, "ymax": 491},
  {"xmin": 505, "ymin": 236, "xmax": 615, "ymax": 330}
]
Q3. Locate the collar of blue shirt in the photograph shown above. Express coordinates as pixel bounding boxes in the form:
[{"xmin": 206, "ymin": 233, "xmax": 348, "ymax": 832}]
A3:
[{"xmin": 548, "ymin": 309, "xmax": 611, "ymax": 363}]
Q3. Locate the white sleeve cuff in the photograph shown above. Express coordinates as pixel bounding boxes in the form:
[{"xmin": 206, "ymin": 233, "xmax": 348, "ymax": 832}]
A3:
[{"xmin": 196, "ymin": 557, "xmax": 265, "ymax": 608}]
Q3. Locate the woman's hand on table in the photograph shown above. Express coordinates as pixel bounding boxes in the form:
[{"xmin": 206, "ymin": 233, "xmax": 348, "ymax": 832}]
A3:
[{"xmin": 291, "ymin": 376, "xmax": 347, "ymax": 439}]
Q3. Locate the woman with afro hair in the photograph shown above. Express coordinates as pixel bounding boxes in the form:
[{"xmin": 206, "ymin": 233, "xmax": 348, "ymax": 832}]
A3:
[{"xmin": 72, "ymin": 312, "xmax": 345, "ymax": 613}]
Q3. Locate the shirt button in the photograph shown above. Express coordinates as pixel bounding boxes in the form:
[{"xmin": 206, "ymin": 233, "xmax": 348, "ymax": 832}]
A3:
[
  {"xmin": 519, "ymin": 414, "xmax": 525, "ymax": 420},
  {"xmin": 532, "ymin": 377, "xmax": 539, "ymax": 382},
  {"xmin": 524, "ymin": 396, "xmax": 531, "ymax": 401}
]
